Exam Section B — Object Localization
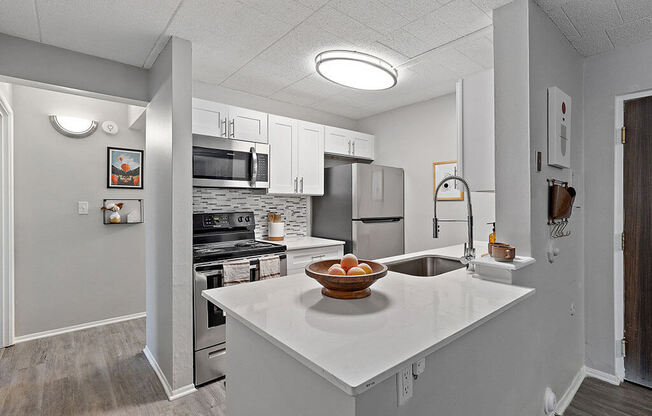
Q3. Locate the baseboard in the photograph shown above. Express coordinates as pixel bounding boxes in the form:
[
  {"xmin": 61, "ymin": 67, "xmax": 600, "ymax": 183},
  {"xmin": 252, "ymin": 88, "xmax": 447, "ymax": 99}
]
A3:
[
  {"xmin": 143, "ymin": 346, "xmax": 197, "ymax": 401},
  {"xmin": 13, "ymin": 312, "xmax": 146, "ymax": 344},
  {"xmin": 555, "ymin": 367, "xmax": 586, "ymax": 415},
  {"xmin": 585, "ymin": 366, "xmax": 621, "ymax": 385}
]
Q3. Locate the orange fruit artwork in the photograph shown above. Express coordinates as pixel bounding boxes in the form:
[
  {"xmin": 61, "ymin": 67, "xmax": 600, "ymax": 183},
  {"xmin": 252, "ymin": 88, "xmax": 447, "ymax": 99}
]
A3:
[
  {"xmin": 134, "ymin": 177, "xmax": 140, "ymax": 186},
  {"xmin": 111, "ymin": 175, "xmax": 118, "ymax": 185},
  {"xmin": 340, "ymin": 254, "xmax": 359, "ymax": 271},
  {"xmin": 121, "ymin": 163, "xmax": 131, "ymax": 172}
]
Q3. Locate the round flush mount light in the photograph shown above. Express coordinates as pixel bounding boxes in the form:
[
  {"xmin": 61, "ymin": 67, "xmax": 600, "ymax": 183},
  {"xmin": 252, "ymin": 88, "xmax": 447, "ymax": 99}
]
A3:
[
  {"xmin": 315, "ymin": 50, "xmax": 398, "ymax": 90},
  {"xmin": 49, "ymin": 115, "xmax": 99, "ymax": 138}
]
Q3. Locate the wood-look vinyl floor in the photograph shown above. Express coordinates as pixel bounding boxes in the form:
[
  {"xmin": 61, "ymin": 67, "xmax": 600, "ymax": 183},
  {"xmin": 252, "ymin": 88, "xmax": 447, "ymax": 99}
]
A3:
[
  {"xmin": 0, "ymin": 318, "xmax": 226, "ymax": 416},
  {"xmin": 564, "ymin": 377, "xmax": 652, "ymax": 416}
]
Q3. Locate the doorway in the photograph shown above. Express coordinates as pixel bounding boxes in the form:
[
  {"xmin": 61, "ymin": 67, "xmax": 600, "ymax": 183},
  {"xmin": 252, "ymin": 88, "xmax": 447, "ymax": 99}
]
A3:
[
  {"xmin": 622, "ymin": 96, "xmax": 652, "ymax": 388},
  {"xmin": 0, "ymin": 85, "xmax": 14, "ymax": 348}
]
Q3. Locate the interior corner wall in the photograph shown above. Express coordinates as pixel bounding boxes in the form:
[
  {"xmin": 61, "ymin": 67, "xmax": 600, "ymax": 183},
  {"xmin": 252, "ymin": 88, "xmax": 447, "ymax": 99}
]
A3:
[
  {"xmin": 582, "ymin": 36, "xmax": 652, "ymax": 376},
  {"xmin": 356, "ymin": 94, "xmax": 495, "ymax": 253},
  {"xmin": 192, "ymin": 81, "xmax": 358, "ymax": 130},
  {"xmin": 145, "ymin": 36, "xmax": 194, "ymax": 392},
  {"xmin": 12, "ymin": 85, "xmax": 145, "ymax": 337}
]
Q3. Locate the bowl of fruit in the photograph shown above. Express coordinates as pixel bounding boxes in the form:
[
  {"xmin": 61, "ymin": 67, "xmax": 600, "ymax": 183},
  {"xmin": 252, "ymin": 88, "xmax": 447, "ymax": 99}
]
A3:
[{"xmin": 305, "ymin": 254, "xmax": 388, "ymax": 300}]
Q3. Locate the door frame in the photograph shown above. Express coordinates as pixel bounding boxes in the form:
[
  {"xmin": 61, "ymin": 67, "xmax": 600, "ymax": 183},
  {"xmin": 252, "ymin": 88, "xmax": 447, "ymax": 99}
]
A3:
[
  {"xmin": 0, "ymin": 87, "xmax": 14, "ymax": 348},
  {"xmin": 613, "ymin": 89, "xmax": 652, "ymax": 381}
]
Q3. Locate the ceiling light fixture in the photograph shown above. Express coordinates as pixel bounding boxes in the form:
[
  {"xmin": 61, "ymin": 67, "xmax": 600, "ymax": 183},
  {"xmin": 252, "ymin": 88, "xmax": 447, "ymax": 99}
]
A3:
[
  {"xmin": 315, "ymin": 50, "xmax": 398, "ymax": 90},
  {"xmin": 49, "ymin": 115, "xmax": 99, "ymax": 138}
]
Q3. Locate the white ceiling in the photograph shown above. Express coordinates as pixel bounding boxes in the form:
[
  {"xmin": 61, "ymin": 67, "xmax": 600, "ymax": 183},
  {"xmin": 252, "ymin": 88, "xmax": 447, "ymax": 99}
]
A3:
[
  {"xmin": 535, "ymin": 0, "xmax": 652, "ymax": 56},
  {"xmin": 3, "ymin": 1, "xmax": 650, "ymax": 119}
]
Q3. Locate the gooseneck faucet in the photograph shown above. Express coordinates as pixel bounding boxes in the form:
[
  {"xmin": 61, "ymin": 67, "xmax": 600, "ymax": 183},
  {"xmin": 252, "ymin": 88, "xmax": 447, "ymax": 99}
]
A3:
[{"xmin": 433, "ymin": 175, "xmax": 475, "ymax": 266}]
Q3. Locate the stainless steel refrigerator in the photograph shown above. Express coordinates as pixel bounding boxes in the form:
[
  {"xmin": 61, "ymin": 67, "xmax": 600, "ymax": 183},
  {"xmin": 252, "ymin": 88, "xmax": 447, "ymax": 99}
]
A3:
[{"xmin": 312, "ymin": 164, "xmax": 404, "ymax": 260}]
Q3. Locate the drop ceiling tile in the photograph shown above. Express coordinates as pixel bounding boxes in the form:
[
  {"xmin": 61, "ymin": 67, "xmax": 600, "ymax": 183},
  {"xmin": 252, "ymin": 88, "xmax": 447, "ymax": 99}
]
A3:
[
  {"xmin": 471, "ymin": 0, "xmax": 514, "ymax": 14},
  {"xmin": 379, "ymin": 29, "xmax": 431, "ymax": 58},
  {"xmin": 296, "ymin": 0, "xmax": 330, "ymax": 10},
  {"xmin": 192, "ymin": 44, "xmax": 246, "ymax": 85},
  {"xmin": 422, "ymin": 48, "xmax": 484, "ymax": 76},
  {"xmin": 362, "ymin": 41, "xmax": 410, "ymax": 66},
  {"xmin": 404, "ymin": 10, "xmax": 459, "ymax": 48},
  {"xmin": 455, "ymin": 36, "xmax": 494, "ymax": 68},
  {"xmin": 329, "ymin": 0, "xmax": 409, "ymax": 35},
  {"xmin": 270, "ymin": 89, "xmax": 319, "ymax": 106},
  {"xmin": 221, "ymin": 58, "xmax": 310, "ymax": 97},
  {"xmin": 377, "ymin": 0, "xmax": 446, "ymax": 21},
  {"xmin": 561, "ymin": 0, "xmax": 623, "ymax": 36},
  {"xmin": 239, "ymin": 0, "xmax": 315, "ymax": 26},
  {"xmin": 304, "ymin": 6, "xmax": 384, "ymax": 47},
  {"xmin": 567, "ymin": 29, "xmax": 614, "ymax": 56},
  {"xmin": 431, "ymin": 0, "xmax": 492, "ymax": 35},
  {"xmin": 615, "ymin": 0, "xmax": 652, "ymax": 22},
  {"xmin": 607, "ymin": 16, "xmax": 652, "ymax": 48},
  {"xmin": 36, "ymin": 0, "xmax": 182, "ymax": 67},
  {"xmin": 534, "ymin": 0, "xmax": 566, "ymax": 12},
  {"xmin": 0, "ymin": 0, "xmax": 40, "ymax": 42},
  {"xmin": 545, "ymin": 6, "xmax": 581, "ymax": 38}
]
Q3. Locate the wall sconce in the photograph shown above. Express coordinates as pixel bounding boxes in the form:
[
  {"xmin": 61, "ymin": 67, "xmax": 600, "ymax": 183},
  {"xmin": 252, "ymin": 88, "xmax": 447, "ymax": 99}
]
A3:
[{"xmin": 49, "ymin": 115, "xmax": 99, "ymax": 138}]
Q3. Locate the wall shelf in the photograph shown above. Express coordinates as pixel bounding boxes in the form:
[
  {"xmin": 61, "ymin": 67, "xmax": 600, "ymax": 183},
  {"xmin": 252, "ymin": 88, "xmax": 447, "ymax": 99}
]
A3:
[{"xmin": 102, "ymin": 199, "xmax": 143, "ymax": 224}]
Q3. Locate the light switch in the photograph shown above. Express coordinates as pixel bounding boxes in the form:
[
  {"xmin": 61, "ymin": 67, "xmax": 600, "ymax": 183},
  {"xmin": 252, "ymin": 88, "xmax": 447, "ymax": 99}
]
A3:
[{"xmin": 78, "ymin": 201, "xmax": 89, "ymax": 215}]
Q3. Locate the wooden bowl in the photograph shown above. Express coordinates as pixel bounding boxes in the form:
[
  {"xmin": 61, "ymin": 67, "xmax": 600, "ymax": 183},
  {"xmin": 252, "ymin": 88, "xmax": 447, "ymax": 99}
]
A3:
[
  {"xmin": 305, "ymin": 259, "xmax": 388, "ymax": 300},
  {"xmin": 492, "ymin": 245, "xmax": 516, "ymax": 262}
]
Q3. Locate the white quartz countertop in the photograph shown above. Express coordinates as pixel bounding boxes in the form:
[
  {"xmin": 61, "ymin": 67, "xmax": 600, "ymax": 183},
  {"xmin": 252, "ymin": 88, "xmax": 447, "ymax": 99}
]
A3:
[
  {"xmin": 263, "ymin": 236, "xmax": 345, "ymax": 251},
  {"xmin": 202, "ymin": 244, "xmax": 535, "ymax": 396}
]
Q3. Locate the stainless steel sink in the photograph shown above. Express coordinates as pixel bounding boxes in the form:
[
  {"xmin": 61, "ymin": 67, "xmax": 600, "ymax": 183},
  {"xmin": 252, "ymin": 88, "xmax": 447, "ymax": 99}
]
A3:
[{"xmin": 386, "ymin": 255, "xmax": 464, "ymax": 277}]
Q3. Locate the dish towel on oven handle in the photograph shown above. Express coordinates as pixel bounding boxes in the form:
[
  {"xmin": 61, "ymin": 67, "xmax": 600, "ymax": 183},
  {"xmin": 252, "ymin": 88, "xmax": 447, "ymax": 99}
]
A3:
[
  {"xmin": 259, "ymin": 255, "xmax": 281, "ymax": 280},
  {"xmin": 222, "ymin": 259, "xmax": 251, "ymax": 286}
]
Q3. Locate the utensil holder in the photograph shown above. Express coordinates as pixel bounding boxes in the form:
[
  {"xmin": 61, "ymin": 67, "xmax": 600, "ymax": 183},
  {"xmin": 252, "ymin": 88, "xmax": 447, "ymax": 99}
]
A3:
[{"xmin": 268, "ymin": 222, "xmax": 284, "ymax": 241}]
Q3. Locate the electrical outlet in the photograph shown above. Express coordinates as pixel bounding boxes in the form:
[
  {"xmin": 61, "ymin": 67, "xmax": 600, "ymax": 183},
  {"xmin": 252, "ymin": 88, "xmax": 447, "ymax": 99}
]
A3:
[
  {"xmin": 412, "ymin": 358, "xmax": 426, "ymax": 377},
  {"xmin": 397, "ymin": 366, "xmax": 413, "ymax": 406},
  {"xmin": 78, "ymin": 201, "xmax": 89, "ymax": 215}
]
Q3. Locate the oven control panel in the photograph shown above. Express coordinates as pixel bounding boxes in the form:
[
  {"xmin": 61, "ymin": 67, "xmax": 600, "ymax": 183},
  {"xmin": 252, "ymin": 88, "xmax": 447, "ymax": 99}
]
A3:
[{"xmin": 194, "ymin": 212, "xmax": 255, "ymax": 230}]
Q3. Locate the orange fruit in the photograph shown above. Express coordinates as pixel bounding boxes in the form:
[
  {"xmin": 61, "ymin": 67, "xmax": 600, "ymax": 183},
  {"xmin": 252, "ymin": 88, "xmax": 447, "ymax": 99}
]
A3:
[
  {"xmin": 340, "ymin": 254, "xmax": 359, "ymax": 271},
  {"xmin": 328, "ymin": 266, "xmax": 346, "ymax": 276},
  {"xmin": 328, "ymin": 263, "xmax": 342, "ymax": 272},
  {"xmin": 347, "ymin": 267, "xmax": 365, "ymax": 276},
  {"xmin": 358, "ymin": 263, "xmax": 372, "ymax": 274}
]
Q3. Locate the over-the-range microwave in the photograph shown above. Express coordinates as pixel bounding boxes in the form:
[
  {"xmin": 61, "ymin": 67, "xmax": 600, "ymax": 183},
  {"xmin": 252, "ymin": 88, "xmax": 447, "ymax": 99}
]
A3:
[{"xmin": 192, "ymin": 134, "xmax": 269, "ymax": 189}]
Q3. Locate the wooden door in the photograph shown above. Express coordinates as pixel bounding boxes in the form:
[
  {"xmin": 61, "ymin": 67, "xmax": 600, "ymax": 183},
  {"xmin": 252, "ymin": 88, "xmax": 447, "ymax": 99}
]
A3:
[
  {"xmin": 623, "ymin": 97, "xmax": 652, "ymax": 388},
  {"xmin": 296, "ymin": 121, "xmax": 324, "ymax": 196},
  {"xmin": 268, "ymin": 115, "xmax": 298, "ymax": 195}
]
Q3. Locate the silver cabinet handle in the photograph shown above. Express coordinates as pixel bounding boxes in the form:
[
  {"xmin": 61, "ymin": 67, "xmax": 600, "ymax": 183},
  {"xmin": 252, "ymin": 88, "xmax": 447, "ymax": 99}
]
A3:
[
  {"xmin": 294, "ymin": 177, "xmax": 298, "ymax": 193},
  {"xmin": 250, "ymin": 147, "xmax": 258, "ymax": 187},
  {"xmin": 352, "ymin": 141, "xmax": 356, "ymax": 155},
  {"xmin": 221, "ymin": 118, "xmax": 227, "ymax": 137},
  {"xmin": 311, "ymin": 254, "xmax": 325, "ymax": 260},
  {"xmin": 348, "ymin": 140, "xmax": 351, "ymax": 155},
  {"xmin": 229, "ymin": 119, "xmax": 235, "ymax": 138},
  {"xmin": 300, "ymin": 177, "xmax": 304, "ymax": 193}
]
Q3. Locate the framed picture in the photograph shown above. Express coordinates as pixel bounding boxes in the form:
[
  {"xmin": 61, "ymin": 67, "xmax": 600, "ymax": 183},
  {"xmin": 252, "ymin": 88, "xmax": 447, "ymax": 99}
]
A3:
[
  {"xmin": 108, "ymin": 147, "xmax": 143, "ymax": 189},
  {"xmin": 433, "ymin": 160, "xmax": 464, "ymax": 201}
]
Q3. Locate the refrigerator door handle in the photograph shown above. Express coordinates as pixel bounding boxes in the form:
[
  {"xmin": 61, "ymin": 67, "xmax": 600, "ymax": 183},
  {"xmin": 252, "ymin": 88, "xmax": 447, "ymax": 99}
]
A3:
[{"xmin": 359, "ymin": 217, "xmax": 402, "ymax": 223}]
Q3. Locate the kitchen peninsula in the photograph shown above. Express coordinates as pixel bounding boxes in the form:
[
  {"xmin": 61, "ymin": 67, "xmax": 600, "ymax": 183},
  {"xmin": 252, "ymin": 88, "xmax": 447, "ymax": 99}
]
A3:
[{"xmin": 203, "ymin": 245, "xmax": 535, "ymax": 416}]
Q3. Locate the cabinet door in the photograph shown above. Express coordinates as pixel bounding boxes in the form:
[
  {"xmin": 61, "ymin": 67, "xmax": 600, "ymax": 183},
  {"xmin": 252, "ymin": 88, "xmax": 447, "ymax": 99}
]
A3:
[
  {"xmin": 228, "ymin": 106, "xmax": 268, "ymax": 143},
  {"xmin": 286, "ymin": 246, "xmax": 344, "ymax": 275},
  {"xmin": 192, "ymin": 98, "xmax": 227, "ymax": 137},
  {"xmin": 296, "ymin": 121, "xmax": 324, "ymax": 196},
  {"xmin": 268, "ymin": 115, "xmax": 298, "ymax": 195},
  {"xmin": 351, "ymin": 132, "xmax": 374, "ymax": 159},
  {"xmin": 324, "ymin": 126, "xmax": 351, "ymax": 156}
]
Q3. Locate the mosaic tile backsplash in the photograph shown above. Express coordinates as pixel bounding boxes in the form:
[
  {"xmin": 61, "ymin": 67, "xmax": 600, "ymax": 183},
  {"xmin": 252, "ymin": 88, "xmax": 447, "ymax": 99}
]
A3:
[{"xmin": 193, "ymin": 188, "xmax": 309, "ymax": 239}]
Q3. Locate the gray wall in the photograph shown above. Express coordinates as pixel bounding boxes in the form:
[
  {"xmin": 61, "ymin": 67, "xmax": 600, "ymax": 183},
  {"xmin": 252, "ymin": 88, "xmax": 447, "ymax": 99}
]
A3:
[
  {"xmin": 12, "ymin": 85, "xmax": 145, "ymax": 337},
  {"xmin": 582, "ymin": 36, "xmax": 652, "ymax": 375},
  {"xmin": 0, "ymin": 33, "xmax": 148, "ymax": 105},
  {"xmin": 193, "ymin": 81, "xmax": 357, "ymax": 130},
  {"xmin": 357, "ymin": 94, "xmax": 496, "ymax": 253},
  {"xmin": 145, "ymin": 37, "xmax": 194, "ymax": 392}
]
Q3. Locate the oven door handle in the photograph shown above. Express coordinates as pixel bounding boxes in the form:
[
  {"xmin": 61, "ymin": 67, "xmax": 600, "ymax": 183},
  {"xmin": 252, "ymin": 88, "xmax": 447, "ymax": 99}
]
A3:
[{"xmin": 250, "ymin": 147, "xmax": 258, "ymax": 187}]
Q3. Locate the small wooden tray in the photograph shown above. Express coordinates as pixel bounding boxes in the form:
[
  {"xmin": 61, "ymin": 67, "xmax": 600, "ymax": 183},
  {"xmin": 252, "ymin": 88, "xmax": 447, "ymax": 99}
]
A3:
[{"xmin": 305, "ymin": 259, "xmax": 388, "ymax": 300}]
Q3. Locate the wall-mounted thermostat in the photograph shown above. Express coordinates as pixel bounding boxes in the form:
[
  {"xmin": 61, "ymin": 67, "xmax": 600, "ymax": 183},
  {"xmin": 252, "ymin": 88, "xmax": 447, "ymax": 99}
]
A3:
[{"xmin": 548, "ymin": 87, "xmax": 571, "ymax": 168}]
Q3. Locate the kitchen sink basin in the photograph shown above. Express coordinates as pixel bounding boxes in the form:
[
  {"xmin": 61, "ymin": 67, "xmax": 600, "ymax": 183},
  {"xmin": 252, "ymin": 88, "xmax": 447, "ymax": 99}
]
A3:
[{"xmin": 386, "ymin": 255, "xmax": 464, "ymax": 277}]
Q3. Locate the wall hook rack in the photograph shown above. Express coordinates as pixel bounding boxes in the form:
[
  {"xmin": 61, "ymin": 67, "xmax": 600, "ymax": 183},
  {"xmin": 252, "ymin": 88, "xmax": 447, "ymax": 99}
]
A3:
[{"xmin": 547, "ymin": 179, "xmax": 575, "ymax": 239}]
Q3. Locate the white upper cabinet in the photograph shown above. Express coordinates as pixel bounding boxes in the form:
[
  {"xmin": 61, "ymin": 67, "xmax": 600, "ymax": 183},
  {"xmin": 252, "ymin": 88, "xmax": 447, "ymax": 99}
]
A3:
[
  {"xmin": 268, "ymin": 115, "xmax": 298, "ymax": 195},
  {"xmin": 268, "ymin": 116, "xmax": 324, "ymax": 196},
  {"xmin": 192, "ymin": 99, "xmax": 268, "ymax": 143},
  {"xmin": 458, "ymin": 69, "xmax": 494, "ymax": 191},
  {"xmin": 324, "ymin": 126, "xmax": 374, "ymax": 160},
  {"xmin": 296, "ymin": 121, "xmax": 324, "ymax": 196},
  {"xmin": 228, "ymin": 106, "xmax": 268, "ymax": 143},
  {"xmin": 192, "ymin": 98, "xmax": 228, "ymax": 137}
]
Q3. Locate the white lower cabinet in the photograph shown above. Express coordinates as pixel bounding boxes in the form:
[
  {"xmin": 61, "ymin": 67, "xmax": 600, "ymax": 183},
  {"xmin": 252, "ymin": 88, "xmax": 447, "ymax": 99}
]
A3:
[
  {"xmin": 286, "ymin": 245, "xmax": 344, "ymax": 276},
  {"xmin": 268, "ymin": 115, "xmax": 324, "ymax": 196}
]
